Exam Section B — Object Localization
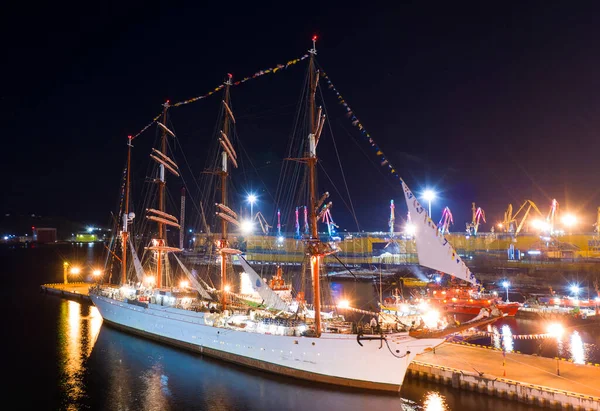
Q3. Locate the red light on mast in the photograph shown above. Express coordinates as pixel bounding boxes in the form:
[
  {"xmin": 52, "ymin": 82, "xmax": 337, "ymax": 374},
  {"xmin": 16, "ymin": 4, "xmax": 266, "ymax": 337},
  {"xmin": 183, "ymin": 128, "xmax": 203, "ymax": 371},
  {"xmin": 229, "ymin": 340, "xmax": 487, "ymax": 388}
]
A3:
[
  {"xmin": 312, "ymin": 35, "xmax": 318, "ymax": 41},
  {"xmin": 127, "ymin": 135, "xmax": 132, "ymax": 139},
  {"xmin": 227, "ymin": 73, "xmax": 233, "ymax": 78}
]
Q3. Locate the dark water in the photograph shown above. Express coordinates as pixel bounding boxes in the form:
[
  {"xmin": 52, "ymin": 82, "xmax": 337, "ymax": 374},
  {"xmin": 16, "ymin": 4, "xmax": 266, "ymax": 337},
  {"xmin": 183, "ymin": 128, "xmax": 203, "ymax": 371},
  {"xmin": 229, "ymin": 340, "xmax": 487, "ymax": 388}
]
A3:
[{"xmin": 6, "ymin": 243, "xmax": 587, "ymax": 410}]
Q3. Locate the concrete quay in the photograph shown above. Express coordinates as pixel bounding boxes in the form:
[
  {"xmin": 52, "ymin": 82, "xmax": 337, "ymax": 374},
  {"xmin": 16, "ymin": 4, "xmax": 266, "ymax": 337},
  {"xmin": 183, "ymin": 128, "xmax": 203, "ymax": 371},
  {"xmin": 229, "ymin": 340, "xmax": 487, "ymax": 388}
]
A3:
[
  {"xmin": 409, "ymin": 343, "xmax": 600, "ymax": 409},
  {"xmin": 40, "ymin": 282, "xmax": 92, "ymax": 302}
]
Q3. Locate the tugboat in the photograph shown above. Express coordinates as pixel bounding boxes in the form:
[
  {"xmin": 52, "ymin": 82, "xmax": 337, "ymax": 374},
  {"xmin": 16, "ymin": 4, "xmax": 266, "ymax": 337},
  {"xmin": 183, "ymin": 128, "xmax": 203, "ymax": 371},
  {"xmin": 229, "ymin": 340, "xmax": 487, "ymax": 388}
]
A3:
[{"xmin": 424, "ymin": 281, "xmax": 520, "ymax": 318}]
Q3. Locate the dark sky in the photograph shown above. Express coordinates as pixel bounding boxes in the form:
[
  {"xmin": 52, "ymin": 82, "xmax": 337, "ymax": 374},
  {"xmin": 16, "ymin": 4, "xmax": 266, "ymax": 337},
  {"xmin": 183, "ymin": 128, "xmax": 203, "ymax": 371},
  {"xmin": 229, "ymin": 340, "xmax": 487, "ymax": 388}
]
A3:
[{"xmin": 4, "ymin": 1, "xmax": 600, "ymax": 233}]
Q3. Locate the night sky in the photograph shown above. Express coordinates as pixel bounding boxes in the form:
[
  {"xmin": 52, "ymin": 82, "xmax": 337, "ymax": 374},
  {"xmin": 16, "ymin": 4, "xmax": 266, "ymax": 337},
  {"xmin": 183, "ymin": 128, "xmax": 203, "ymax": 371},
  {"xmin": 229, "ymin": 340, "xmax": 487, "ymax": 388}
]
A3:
[{"xmin": 4, "ymin": 2, "xmax": 600, "ymax": 234}]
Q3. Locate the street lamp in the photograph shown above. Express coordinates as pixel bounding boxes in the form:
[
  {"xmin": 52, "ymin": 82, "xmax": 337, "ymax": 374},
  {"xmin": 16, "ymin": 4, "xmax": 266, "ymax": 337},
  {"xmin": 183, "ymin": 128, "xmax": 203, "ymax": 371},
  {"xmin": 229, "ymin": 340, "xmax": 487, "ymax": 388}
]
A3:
[
  {"xmin": 247, "ymin": 194, "xmax": 257, "ymax": 219},
  {"xmin": 547, "ymin": 323, "xmax": 564, "ymax": 375},
  {"xmin": 423, "ymin": 190, "xmax": 436, "ymax": 217},
  {"xmin": 92, "ymin": 269, "xmax": 102, "ymax": 285},
  {"xmin": 502, "ymin": 281, "xmax": 510, "ymax": 302},
  {"xmin": 63, "ymin": 261, "xmax": 69, "ymax": 284},
  {"xmin": 570, "ymin": 284, "xmax": 580, "ymax": 299},
  {"xmin": 144, "ymin": 276, "xmax": 155, "ymax": 288},
  {"xmin": 561, "ymin": 214, "xmax": 576, "ymax": 228},
  {"xmin": 240, "ymin": 219, "xmax": 254, "ymax": 235},
  {"xmin": 62, "ymin": 265, "xmax": 81, "ymax": 285}
]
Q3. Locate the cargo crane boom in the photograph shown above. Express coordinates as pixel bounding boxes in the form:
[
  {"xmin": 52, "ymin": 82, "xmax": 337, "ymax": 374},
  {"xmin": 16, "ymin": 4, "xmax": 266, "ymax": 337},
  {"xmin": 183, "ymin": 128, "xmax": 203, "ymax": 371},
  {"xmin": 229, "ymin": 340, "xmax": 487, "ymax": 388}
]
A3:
[
  {"xmin": 438, "ymin": 207, "xmax": 454, "ymax": 235},
  {"xmin": 253, "ymin": 211, "xmax": 272, "ymax": 235},
  {"xmin": 466, "ymin": 202, "xmax": 486, "ymax": 236},
  {"xmin": 504, "ymin": 200, "xmax": 543, "ymax": 236}
]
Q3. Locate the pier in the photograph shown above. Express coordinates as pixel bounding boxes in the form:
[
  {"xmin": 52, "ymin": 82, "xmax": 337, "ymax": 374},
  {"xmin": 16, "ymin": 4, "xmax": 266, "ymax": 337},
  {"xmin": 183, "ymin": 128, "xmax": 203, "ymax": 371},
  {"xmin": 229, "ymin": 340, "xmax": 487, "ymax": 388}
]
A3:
[
  {"xmin": 40, "ymin": 282, "xmax": 92, "ymax": 302},
  {"xmin": 409, "ymin": 343, "xmax": 600, "ymax": 409}
]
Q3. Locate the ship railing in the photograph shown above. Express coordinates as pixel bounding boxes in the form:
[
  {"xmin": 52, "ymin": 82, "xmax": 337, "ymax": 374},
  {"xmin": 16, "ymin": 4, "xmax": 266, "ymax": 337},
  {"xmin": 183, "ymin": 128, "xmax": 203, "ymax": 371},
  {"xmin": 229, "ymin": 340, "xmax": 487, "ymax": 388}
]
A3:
[{"xmin": 324, "ymin": 321, "xmax": 353, "ymax": 334}]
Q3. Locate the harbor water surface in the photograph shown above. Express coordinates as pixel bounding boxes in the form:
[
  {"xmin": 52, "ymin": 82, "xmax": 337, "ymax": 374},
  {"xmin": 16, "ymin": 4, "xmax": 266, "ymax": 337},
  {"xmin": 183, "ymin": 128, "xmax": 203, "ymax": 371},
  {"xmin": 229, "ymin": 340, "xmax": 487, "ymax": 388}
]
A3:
[{"xmin": 7, "ymin": 243, "xmax": 598, "ymax": 410}]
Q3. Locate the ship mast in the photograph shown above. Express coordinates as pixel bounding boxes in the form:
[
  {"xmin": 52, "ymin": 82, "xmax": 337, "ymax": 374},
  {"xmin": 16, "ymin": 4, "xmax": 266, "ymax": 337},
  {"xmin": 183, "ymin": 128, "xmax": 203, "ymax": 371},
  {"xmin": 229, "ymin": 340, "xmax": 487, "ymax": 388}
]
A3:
[
  {"xmin": 220, "ymin": 74, "xmax": 233, "ymax": 311},
  {"xmin": 306, "ymin": 36, "xmax": 328, "ymax": 337},
  {"xmin": 156, "ymin": 102, "xmax": 169, "ymax": 288},
  {"xmin": 121, "ymin": 135, "xmax": 133, "ymax": 285}
]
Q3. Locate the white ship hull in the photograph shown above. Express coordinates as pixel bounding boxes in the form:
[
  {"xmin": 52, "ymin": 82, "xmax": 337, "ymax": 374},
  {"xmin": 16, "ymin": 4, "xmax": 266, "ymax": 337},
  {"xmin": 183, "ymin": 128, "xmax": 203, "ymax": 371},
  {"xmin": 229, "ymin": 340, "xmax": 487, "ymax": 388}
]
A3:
[{"xmin": 90, "ymin": 294, "xmax": 445, "ymax": 392}]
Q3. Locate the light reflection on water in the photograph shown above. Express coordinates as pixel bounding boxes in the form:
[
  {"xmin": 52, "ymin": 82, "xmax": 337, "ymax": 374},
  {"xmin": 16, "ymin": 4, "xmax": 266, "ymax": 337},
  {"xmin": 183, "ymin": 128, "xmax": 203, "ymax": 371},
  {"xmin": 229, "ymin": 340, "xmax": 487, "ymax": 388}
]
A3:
[
  {"xmin": 423, "ymin": 391, "xmax": 448, "ymax": 411},
  {"xmin": 571, "ymin": 331, "xmax": 585, "ymax": 364},
  {"xmin": 58, "ymin": 300, "xmax": 102, "ymax": 410},
  {"xmin": 501, "ymin": 324, "xmax": 514, "ymax": 353},
  {"xmin": 476, "ymin": 319, "xmax": 593, "ymax": 364}
]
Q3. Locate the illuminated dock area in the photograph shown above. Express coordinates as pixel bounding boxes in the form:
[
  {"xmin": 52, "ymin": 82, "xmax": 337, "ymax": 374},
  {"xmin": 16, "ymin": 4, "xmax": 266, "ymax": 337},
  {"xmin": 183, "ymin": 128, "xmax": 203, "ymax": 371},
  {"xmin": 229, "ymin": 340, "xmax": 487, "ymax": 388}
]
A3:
[
  {"xmin": 40, "ymin": 281, "xmax": 600, "ymax": 408},
  {"xmin": 409, "ymin": 343, "xmax": 600, "ymax": 409},
  {"xmin": 40, "ymin": 282, "xmax": 92, "ymax": 302}
]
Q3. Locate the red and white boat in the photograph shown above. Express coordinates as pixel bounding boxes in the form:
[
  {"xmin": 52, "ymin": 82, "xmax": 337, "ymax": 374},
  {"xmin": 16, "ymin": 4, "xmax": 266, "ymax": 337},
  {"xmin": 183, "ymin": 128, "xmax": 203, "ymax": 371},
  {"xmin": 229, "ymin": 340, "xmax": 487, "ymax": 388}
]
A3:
[
  {"xmin": 400, "ymin": 181, "xmax": 519, "ymax": 320},
  {"xmin": 423, "ymin": 283, "xmax": 520, "ymax": 317}
]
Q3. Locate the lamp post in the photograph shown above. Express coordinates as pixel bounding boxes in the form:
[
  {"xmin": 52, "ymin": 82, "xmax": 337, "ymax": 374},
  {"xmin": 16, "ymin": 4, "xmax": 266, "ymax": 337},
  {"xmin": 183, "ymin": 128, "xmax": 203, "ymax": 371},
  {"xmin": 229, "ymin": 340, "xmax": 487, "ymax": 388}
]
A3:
[
  {"xmin": 547, "ymin": 323, "xmax": 564, "ymax": 375},
  {"xmin": 64, "ymin": 265, "xmax": 81, "ymax": 285},
  {"xmin": 502, "ymin": 280, "xmax": 510, "ymax": 302},
  {"xmin": 570, "ymin": 284, "xmax": 580, "ymax": 298},
  {"xmin": 69, "ymin": 266, "xmax": 81, "ymax": 281},
  {"xmin": 92, "ymin": 269, "xmax": 102, "ymax": 285},
  {"xmin": 423, "ymin": 190, "xmax": 436, "ymax": 217},
  {"xmin": 63, "ymin": 262, "xmax": 69, "ymax": 284},
  {"xmin": 561, "ymin": 213, "xmax": 577, "ymax": 235},
  {"xmin": 247, "ymin": 194, "xmax": 257, "ymax": 220}
]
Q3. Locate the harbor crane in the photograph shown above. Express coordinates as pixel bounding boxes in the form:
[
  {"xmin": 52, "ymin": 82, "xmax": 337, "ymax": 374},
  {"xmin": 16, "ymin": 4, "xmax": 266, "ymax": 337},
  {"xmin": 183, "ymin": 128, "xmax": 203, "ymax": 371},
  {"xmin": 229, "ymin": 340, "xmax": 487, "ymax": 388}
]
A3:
[
  {"xmin": 499, "ymin": 200, "xmax": 543, "ymax": 236},
  {"xmin": 465, "ymin": 202, "xmax": 486, "ymax": 236},
  {"xmin": 438, "ymin": 207, "xmax": 454, "ymax": 235},
  {"xmin": 253, "ymin": 211, "xmax": 272, "ymax": 235},
  {"xmin": 321, "ymin": 208, "xmax": 339, "ymax": 239}
]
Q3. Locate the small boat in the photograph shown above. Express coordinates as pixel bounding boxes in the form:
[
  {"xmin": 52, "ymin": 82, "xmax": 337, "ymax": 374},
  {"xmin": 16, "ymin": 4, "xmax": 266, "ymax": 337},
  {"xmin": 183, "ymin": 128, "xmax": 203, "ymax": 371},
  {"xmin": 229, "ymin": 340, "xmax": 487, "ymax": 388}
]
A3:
[
  {"xmin": 424, "ymin": 283, "xmax": 520, "ymax": 317},
  {"xmin": 398, "ymin": 180, "xmax": 513, "ymax": 321}
]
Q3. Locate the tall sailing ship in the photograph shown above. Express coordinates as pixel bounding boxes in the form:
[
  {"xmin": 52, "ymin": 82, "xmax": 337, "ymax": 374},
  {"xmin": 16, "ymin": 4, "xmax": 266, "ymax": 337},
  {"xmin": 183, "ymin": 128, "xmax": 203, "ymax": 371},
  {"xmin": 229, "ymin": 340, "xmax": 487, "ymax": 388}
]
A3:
[{"xmin": 90, "ymin": 39, "xmax": 452, "ymax": 392}]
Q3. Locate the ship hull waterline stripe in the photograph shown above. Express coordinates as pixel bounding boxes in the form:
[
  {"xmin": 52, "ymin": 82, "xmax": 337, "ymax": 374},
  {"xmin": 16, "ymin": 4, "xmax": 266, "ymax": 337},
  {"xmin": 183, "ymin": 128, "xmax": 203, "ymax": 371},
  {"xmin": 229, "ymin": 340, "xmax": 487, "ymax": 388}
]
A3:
[{"xmin": 100, "ymin": 317, "xmax": 402, "ymax": 393}]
